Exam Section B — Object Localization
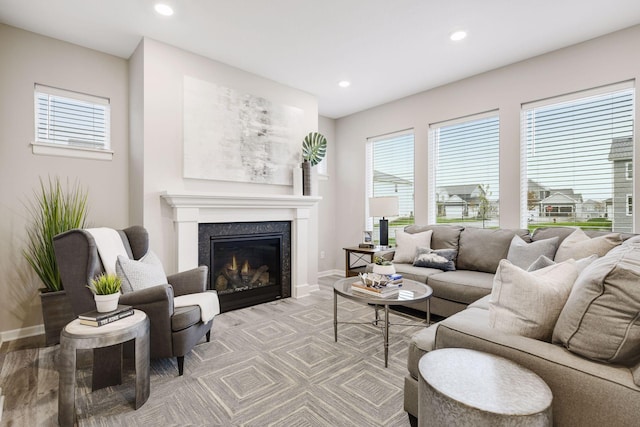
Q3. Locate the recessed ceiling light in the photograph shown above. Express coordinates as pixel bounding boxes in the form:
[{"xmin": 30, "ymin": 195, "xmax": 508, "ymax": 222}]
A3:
[
  {"xmin": 338, "ymin": 81, "xmax": 351, "ymax": 88},
  {"xmin": 154, "ymin": 3, "xmax": 174, "ymax": 16},
  {"xmin": 450, "ymin": 30, "xmax": 467, "ymax": 41}
]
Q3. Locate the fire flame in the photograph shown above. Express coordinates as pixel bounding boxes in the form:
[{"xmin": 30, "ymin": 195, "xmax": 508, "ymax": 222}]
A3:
[
  {"xmin": 231, "ymin": 255, "xmax": 237, "ymax": 271},
  {"xmin": 242, "ymin": 260, "xmax": 250, "ymax": 275}
]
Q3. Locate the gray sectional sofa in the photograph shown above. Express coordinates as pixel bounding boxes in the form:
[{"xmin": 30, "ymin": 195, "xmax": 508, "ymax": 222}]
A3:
[
  {"xmin": 388, "ymin": 224, "xmax": 530, "ymax": 317},
  {"xmin": 390, "ymin": 224, "xmax": 640, "ymax": 426}
]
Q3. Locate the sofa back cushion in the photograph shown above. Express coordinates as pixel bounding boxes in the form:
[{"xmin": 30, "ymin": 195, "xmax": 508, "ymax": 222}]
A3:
[
  {"xmin": 404, "ymin": 224, "xmax": 463, "ymax": 251},
  {"xmin": 532, "ymin": 226, "xmax": 635, "ymax": 245},
  {"xmin": 553, "ymin": 238, "xmax": 640, "ymax": 381},
  {"xmin": 531, "ymin": 226, "xmax": 578, "ymax": 245},
  {"xmin": 457, "ymin": 227, "xmax": 530, "ymax": 273}
]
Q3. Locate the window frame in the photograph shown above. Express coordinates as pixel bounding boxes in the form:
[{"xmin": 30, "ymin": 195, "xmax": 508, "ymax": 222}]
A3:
[
  {"xmin": 428, "ymin": 110, "xmax": 500, "ymax": 227},
  {"xmin": 365, "ymin": 129, "xmax": 415, "ymax": 244},
  {"xmin": 520, "ymin": 81, "xmax": 634, "ymax": 231},
  {"xmin": 33, "ymin": 83, "xmax": 113, "ymax": 160}
]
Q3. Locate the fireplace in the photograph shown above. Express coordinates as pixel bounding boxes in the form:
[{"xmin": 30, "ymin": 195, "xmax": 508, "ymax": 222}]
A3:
[{"xmin": 199, "ymin": 221, "xmax": 291, "ymax": 312}]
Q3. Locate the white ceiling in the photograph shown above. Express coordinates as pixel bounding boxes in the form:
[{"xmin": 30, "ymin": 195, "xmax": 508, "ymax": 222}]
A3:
[{"xmin": 2, "ymin": 0, "xmax": 640, "ymax": 118}]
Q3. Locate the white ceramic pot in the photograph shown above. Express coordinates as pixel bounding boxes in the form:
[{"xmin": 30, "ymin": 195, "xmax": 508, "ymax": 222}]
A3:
[
  {"xmin": 373, "ymin": 264, "xmax": 396, "ymax": 276},
  {"xmin": 94, "ymin": 293, "xmax": 120, "ymax": 313}
]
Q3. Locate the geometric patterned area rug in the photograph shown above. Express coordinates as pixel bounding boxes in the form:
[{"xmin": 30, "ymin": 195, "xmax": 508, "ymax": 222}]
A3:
[{"xmin": 3, "ymin": 279, "xmax": 425, "ymax": 426}]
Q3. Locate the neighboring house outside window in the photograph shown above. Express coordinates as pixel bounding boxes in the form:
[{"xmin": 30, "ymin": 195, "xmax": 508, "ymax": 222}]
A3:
[
  {"xmin": 365, "ymin": 131, "xmax": 415, "ymax": 245},
  {"xmin": 428, "ymin": 112, "xmax": 500, "ymax": 228},
  {"xmin": 627, "ymin": 194, "xmax": 633, "ymax": 216},
  {"xmin": 522, "ymin": 82, "xmax": 634, "ymax": 232}
]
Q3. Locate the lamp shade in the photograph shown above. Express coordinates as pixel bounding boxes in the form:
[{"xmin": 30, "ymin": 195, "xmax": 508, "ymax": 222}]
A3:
[{"xmin": 369, "ymin": 196, "xmax": 399, "ymax": 218}]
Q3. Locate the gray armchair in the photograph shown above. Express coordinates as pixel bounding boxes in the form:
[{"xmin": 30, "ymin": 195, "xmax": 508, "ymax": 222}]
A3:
[{"xmin": 53, "ymin": 226, "xmax": 213, "ymax": 376}]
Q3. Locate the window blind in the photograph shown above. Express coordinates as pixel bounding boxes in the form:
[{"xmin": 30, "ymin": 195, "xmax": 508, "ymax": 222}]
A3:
[
  {"xmin": 35, "ymin": 84, "xmax": 110, "ymax": 150},
  {"xmin": 428, "ymin": 112, "xmax": 500, "ymax": 227},
  {"xmin": 521, "ymin": 82, "xmax": 634, "ymax": 232},
  {"xmin": 366, "ymin": 131, "xmax": 415, "ymax": 242}
]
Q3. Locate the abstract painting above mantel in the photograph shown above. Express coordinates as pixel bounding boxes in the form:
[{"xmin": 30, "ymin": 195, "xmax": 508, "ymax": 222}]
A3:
[{"xmin": 183, "ymin": 76, "xmax": 304, "ymax": 185}]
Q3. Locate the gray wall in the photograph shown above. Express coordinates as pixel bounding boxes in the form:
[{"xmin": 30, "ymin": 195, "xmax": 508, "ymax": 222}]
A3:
[
  {"xmin": 0, "ymin": 24, "xmax": 129, "ymax": 337},
  {"xmin": 330, "ymin": 24, "xmax": 640, "ymax": 272}
]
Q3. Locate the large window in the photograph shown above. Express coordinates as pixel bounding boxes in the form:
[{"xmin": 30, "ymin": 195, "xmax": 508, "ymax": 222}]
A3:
[
  {"xmin": 366, "ymin": 131, "xmax": 414, "ymax": 244},
  {"xmin": 33, "ymin": 84, "xmax": 111, "ymax": 159},
  {"xmin": 522, "ymin": 82, "xmax": 634, "ymax": 232},
  {"xmin": 428, "ymin": 112, "xmax": 500, "ymax": 228}
]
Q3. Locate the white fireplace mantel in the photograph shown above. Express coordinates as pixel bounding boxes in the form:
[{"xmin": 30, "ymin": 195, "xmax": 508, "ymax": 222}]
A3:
[{"xmin": 161, "ymin": 191, "xmax": 322, "ymax": 298}]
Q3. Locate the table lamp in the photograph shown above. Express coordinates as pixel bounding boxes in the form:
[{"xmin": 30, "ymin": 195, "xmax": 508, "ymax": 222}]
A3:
[{"xmin": 369, "ymin": 196, "xmax": 399, "ymax": 247}]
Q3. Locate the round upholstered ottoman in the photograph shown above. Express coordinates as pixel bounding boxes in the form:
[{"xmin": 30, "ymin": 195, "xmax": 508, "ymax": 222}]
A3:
[{"xmin": 418, "ymin": 348, "xmax": 552, "ymax": 427}]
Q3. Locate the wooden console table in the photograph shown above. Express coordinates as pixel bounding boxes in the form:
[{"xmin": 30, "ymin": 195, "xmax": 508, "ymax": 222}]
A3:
[{"xmin": 343, "ymin": 246, "xmax": 394, "ymax": 277}]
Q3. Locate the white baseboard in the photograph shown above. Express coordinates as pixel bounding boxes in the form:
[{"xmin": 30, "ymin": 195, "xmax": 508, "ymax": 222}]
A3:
[
  {"xmin": 0, "ymin": 324, "xmax": 45, "ymax": 345},
  {"xmin": 318, "ymin": 269, "xmax": 344, "ymax": 278}
]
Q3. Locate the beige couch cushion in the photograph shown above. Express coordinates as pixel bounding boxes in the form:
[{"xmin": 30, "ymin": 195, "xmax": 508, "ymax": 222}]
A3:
[
  {"xmin": 457, "ymin": 227, "xmax": 530, "ymax": 273},
  {"xmin": 553, "ymin": 241, "xmax": 640, "ymax": 376},
  {"xmin": 554, "ymin": 228, "xmax": 621, "ymax": 262},
  {"xmin": 427, "ymin": 270, "xmax": 494, "ymax": 304},
  {"xmin": 489, "ymin": 259, "xmax": 578, "ymax": 341},
  {"xmin": 392, "ymin": 263, "xmax": 443, "ymax": 283}
]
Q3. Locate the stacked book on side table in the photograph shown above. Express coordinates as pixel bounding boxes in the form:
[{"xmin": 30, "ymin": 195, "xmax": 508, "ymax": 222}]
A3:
[
  {"xmin": 78, "ymin": 304, "xmax": 134, "ymax": 327},
  {"xmin": 352, "ymin": 273, "xmax": 403, "ymax": 298}
]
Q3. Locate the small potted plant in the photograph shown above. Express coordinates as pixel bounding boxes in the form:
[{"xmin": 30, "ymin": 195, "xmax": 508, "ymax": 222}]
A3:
[
  {"xmin": 372, "ymin": 256, "xmax": 396, "ymax": 276},
  {"xmin": 87, "ymin": 273, "xmax": 122, "ymax": 312}
]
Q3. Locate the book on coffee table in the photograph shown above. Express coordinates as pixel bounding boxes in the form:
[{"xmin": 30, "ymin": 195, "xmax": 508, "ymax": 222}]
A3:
[
  {"xmin": 78, "ymin": 305, "xmax": 134, "ymax": 327},
  {"xmin": 351, "ymin": 286, "xmax": 399, "ymax": 298}
]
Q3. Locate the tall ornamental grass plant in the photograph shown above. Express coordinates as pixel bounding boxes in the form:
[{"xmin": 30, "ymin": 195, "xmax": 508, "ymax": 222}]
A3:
[{"xmin": 23, "ymin": 177, "xmax": 88, "ymax": 292}]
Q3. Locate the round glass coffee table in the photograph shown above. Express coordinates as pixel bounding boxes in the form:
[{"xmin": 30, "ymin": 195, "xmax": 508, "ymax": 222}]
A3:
[{"xmin": 333, "ymin": 277, "xmax": 433, "ymax": 367}]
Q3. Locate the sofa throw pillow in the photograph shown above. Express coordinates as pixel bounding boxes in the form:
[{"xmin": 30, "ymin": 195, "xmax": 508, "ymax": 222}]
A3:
[
  {"xmin": 413, "ymin": 247, "xmax": 457, "ymax": 271},
  {"xmin": 554, "ymin": 228, "xmax": 621, "ymax": 262},
  {"xmin": 526, "ymin": 255, "xmax": 555, "ymax": 272},
  {"xmin": 527, "ymin": 254, "xmax": 598, "ymax": 272},
  {"xmin": 489, "ymin": 259, "xmax": 578, "ymax": 341},
  {"xmin": 552, "ymin": 242, "xmax": 640, "ymax": 379},
  {"xmin": 507, "ymin": 235, "xmax": 558, "ymax": 269},
  {"xmin": 116, "ymin": 250, "xmax": 168, "ymax": 293},
  {"xmin": 393, "ymin": 229, "xmax": 433, "ymax": 264}
]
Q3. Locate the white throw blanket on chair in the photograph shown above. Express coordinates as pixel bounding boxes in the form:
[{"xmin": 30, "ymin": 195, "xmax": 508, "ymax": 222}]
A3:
[
  {"xmin": 174, "ymin": 292, "xmax": 220, "ymax": 324},
  {"xmin": 86, "ymin": 227, "xmax": 129, "ymax": 275}
]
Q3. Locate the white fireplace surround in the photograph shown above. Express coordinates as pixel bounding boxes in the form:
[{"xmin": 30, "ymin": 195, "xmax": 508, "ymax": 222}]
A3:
[{"xmin": 161, "ymin": 192, "xmax": 321, "ymax": 298}]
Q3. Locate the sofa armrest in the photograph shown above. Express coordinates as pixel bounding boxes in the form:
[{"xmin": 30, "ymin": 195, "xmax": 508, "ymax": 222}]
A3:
[
  {"xmin": 119, "ymin": 284, "xmax": 175, "ymax": 317},
  {"xmin": 167, "ymin": 266, "xmax": 208, "ymax": 296}
]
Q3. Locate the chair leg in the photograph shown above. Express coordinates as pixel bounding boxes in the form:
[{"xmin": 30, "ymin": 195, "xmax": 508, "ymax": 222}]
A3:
[
  {"xmin": 206, "ymin": 330, "xmax": 211, "ymax": 342},
  {"xmin": 177, "ymin": 356, "xmax": 184, "ymax": 376}
]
